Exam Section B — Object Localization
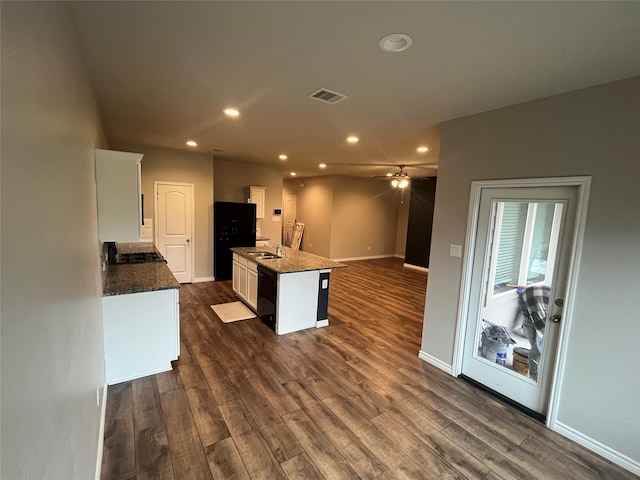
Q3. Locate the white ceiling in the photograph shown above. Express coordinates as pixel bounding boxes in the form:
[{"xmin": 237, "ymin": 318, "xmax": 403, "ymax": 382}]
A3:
[{"xmin": 71, "ymin": 1, "xmax": 640, "ymax": 179}]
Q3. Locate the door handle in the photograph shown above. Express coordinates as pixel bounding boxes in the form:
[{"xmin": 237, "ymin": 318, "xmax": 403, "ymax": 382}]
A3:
[
  {"xmin": 550, "ymin": 314, "xmax": 561, "ymax": 323},
  {"xmin": 186, "ymin": 239, "xmax": 191, "ymax": 245}
]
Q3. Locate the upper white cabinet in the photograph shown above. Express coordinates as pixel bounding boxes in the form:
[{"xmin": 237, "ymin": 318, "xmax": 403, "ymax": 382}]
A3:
[
  {"xmin": 247, "ymin": 186, "xmax": 266, "ymax": 219},
  {"xmin": 95, "ymin": 149, "xmax": 143, "ymax": 242}
]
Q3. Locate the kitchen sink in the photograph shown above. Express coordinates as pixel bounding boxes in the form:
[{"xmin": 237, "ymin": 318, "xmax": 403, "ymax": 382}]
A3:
[
  {"xmin": 247, "ymin": 251, "xmax": 277, "ymax": 259},
  {"xmin": 249, "ymin": 252, "xmax": 279, "ymax": 260}
]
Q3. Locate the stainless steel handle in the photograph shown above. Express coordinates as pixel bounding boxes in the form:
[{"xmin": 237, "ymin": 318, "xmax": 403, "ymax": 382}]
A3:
[{"xmin": 550, "ymin": 314, "xmax": 561, "ymax": 323}]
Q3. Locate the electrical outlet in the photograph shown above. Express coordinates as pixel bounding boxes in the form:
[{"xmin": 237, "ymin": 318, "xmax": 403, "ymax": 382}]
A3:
[
  {"xmin": 449, "ymin": 244, "xmax": 462, "ymax": 258},
  {"xmin": 309, "ymin": 242, "xmax": 312, "ymax": 248},
  {"xmin": 367, "ymin": 245, "xmax": 372, "ymax": 251}
]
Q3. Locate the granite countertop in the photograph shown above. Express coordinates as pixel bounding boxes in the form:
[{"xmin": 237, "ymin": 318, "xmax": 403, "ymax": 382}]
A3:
[
  {"xmin": 103, "ymin": 242, "xmax": 179, "ymax": 296},
  {"xmin": 231, "ymin": 246, "xmax": 346, "ymax": 274}
]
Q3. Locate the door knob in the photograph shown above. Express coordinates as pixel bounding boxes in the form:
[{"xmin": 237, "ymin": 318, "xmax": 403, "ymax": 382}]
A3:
[{"xmin": 550, "ymin": 314, "xmax": 561, "ymax": 323}]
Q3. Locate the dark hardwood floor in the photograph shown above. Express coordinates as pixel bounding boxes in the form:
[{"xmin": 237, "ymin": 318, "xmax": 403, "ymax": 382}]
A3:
[{"xmin": 100, "ymin": 257, "xmax": 635, "ymax": 480}]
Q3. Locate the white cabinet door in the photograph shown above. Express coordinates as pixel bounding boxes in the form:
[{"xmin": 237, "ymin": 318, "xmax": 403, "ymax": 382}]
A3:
[
  {"xmin": 95, "ymin": 149, "xmax": 143, "ymax": 242},
  {"xmin": 232, "ymin": 254, "xmax": 240, "ymax": 292},
  {"xmin": 237, "ymin": 262, "xmax": 248, "ymax": 300},
  {"xmin": 248, "ymin": 186, "xmax": 266, "ymax": 219},
  {"xmin": 247, "ymin": 261, "xmax": 258, "ymax": 309}
]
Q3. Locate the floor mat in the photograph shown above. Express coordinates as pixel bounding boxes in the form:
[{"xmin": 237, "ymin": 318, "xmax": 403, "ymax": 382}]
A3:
[{"xmin": 210, "ymin": 301, "xmax": 257, "ymax": 323}]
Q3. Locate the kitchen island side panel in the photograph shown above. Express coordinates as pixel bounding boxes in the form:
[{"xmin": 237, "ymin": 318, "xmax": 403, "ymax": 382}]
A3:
[
  {"xmin": 276, "ymin": 270, "xmax": 320, "ymax": 335},
  {"xmin": 102, "ymin": 288, "xmax": 179, "ymax": 384}
]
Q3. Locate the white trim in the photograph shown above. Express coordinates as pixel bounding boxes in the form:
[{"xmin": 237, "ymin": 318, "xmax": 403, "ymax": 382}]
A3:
[
  {"xmin": 546, "ymin": 177, "xmax": 591, "ymax": 428},
  {"xmin": 94, "ymin": 382, "xmax": 108, "ymax": 480},
  {"xmin": 553, "ymin": 421, "xmax": 640, "ymax": 476},
  {"xmin": 403, "ymin": 263, "xmax": 428, "ymax": 272},
  {"xmin": 193, "ymin": 276, "xmax": 215, "ymax": 283},
  {"xmin": 332, "ymin": 254, "xmax": 396, "ymax": 262},
  {"xmin": 154, "ymin": 181, "xmax": 196, "ymax": 284},
  {"xmin": 418, "ymin": 350, "xmax": 453, "ymax": 375},
  {"xmin": 316, "ymin": 319, "xmax": 329, "ymax": 328},
  {"xmin": 451, "ymin": 176, "xmax": 591, "ymax": 423}
]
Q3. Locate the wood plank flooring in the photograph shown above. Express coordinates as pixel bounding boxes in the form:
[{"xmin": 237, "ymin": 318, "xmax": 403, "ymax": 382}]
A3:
[{"xmin": 100, "ymin": 257, "xmax": 636, "ymax": 480}]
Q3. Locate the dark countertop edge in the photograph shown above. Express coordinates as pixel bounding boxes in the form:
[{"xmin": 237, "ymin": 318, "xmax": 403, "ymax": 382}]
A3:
[
  {"xmin": 231, "ymin": 246, "xmax": 347, "ymax": 274},
  {"xmin": 102, "ymin": 260, "xmax": 180, "ymax": 297},
  {"xmin": 103, "ymin": 283, "xmax": 179, "ymax": 297}
]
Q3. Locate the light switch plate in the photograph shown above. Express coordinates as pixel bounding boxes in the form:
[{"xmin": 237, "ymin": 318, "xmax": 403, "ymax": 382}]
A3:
[{"xmin": 449, "ymin": 244, "xmax": 462, "ymax": 257}]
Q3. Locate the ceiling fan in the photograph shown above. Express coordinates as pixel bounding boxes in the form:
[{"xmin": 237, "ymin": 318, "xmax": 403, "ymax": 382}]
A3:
[{"xmin": 370, "ymin": 164, "xmax": 433, "ymax": 189}]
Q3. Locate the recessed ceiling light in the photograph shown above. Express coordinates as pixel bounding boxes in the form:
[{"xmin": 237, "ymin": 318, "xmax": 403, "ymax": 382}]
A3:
[
  {"xmin": 379, "ymin": 33, "xmax": 413, "ymax": 53},
  {"xmin": 186, "ymin": 140, "xmax": 197, "ymax": 147},
  {"xmin": 290, "ymin": 172, "xmax": 297, "ymax": 176},
  {"xmin": 224, "ymin": 108, "xmax": 240, "ymax": 117},
  {"xmin": 347, "ymin": 136, "xmax": 359, "ymax": 144},
  {"xmin": 417, "ymin": 146, "xmax": 429, "ymax": 153},
  {"xmin": 279, "ymin": 154, "xmax": 288, "ymax": 160},
  {"xmin": 319, "ymin": 163, "xmax": 327, "ymax": 169}
]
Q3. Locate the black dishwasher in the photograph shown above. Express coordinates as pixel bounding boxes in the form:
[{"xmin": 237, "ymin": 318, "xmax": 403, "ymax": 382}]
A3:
[{"xmin": 257, "ymin": 265, "xmax": 277, "ymax": 331}]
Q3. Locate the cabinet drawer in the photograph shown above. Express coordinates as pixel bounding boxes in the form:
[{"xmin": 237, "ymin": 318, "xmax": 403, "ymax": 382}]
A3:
[
  {"xmin": 238, "ymin": 255, "xmax": 248, "ymax": 267},
  {"xmin": 247, "ymin": 259, "xmax": 258, "ymax": 272}
]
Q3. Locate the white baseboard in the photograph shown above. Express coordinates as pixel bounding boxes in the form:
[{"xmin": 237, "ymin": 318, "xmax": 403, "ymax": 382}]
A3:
[
  {"xmin": 552, "ymin": 421, "xmax": 640, "ymax": 476},
  {"xmin": 418, "ymin": 350, "xmax": 453, "ymax": 375},
  {"xmin": 193, "ymin": 276, "xmax": 215, "ymax": 283},
  {"xmin": 332, "ymin": 254, "xmax": 397, "ymax": 262},
  {"xmin": 403, "ymin": 263, "xmax": 428, "ymax": 272},
  {"xmin": 95, "ymin": 382, "xmax": 108, "ymax": 480}
]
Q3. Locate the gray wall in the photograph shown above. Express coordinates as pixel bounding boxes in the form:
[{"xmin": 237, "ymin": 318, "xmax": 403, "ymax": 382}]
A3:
[
  {"xmin": 111, "ymin": 143, "xmax": 215, "ymax": 280},
  {"xmin": 422, "ymin": 77, "xmax": 640, "ymax": 462},
  {"xmin": 1, "ymin": 3, "xmax": 107, "ymax": 478},
  {"xmin": 285, "ymin": 176, "xmax": 403, "ymax": 260},
  {"xmin": 214, "ymin": 158, "xmax": 284, "ymax": 245},
  {"xmin": 330, "ymin": 176, "xmax": 400, "ymax": 260}
]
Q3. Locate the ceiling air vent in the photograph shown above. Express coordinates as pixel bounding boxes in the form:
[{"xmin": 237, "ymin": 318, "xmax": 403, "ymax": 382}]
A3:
[{"xmin": 308, "ymin": 88, "xmax": 348, "ymax": 104}]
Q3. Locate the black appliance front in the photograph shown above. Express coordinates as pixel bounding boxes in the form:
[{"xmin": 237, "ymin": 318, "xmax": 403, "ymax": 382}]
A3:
[
  {"xmin": 257, "ymin": 265, "xmax": 277, "ymax": 331},
  {"xmin": 213, "ymin": 201, "xmax": 256, "ymax": 281}
]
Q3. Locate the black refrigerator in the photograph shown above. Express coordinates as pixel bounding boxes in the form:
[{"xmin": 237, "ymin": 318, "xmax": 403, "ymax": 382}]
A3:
[{"xmin": 214, "ymin": 201, "xmax": 257, "ymax": 281}]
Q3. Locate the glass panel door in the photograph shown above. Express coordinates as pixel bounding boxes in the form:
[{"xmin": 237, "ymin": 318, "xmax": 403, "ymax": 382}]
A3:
[{"xmin": 462, "ymin": 186, "xmax": 577, "ymax": 415}]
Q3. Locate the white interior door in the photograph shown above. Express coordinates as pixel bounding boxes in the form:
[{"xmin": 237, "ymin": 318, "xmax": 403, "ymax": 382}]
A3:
[
  {"xmin": 283, "ymin": 194, "xmax": 297, "ymax": 246},
  {"xmin": 155, "ymin": 182, "xmax": 193, "ymax": 283},
  {"xmin": 461, "ymin": 184, "xmax": 579, "ymax": 415}
]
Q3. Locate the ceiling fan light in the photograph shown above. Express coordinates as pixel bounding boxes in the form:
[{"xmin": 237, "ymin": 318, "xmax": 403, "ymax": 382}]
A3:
[
  {"xmin": 398, "ymin": 179, "xmax": 409, "ymax": 189},
  {"xmin": 390, "ymin": 179, "xmax": 399, "ymax": 188}
]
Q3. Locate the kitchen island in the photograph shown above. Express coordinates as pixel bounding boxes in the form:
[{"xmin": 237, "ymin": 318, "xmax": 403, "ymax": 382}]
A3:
[
  {"xmin": 231, "ymin": 246, "xmax": 345, "ymax": 335},
  {"xmin": 102, "ymin": 243, "xmax": 180, "ymax": 385}
]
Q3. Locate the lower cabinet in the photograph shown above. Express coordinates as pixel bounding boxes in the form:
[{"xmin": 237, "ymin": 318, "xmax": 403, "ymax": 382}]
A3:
[
  {"xmin": 102, "ymin": 288, "xmax": 179, "ymax": 385},
  {"xmin": 247, "ymin": 262, "xmax": 258, "ymax": 309},
  {"xmin": 233, "ymin": 253, "xmax": 257, "ymax": 310}
]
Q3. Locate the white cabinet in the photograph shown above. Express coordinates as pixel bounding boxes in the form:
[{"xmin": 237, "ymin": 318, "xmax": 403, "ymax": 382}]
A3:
[
  {"xmin": 247, "ymin": 261, "xmax": 258, "ymax": 309},
  {"xmin": 238, "ymin": 258, "xmax": 248, "ymax": 300},
  {"xmin": 232, "ymin": 254, "xmax": 240, "ymax": 292},
  {"xmin": 247, "ymin": 186, "xmax": 266, "ymax": 219},
  {"xmin": 232, "ymin": 253, "xmax": 258, "ymax": 310},
  {"xmin": 95, "ymin": 149, "xmax": 143, "ymax": 242},
  {"xmin": 102, "ymin": 288, "xmax": 179, "ymax": 385}
]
